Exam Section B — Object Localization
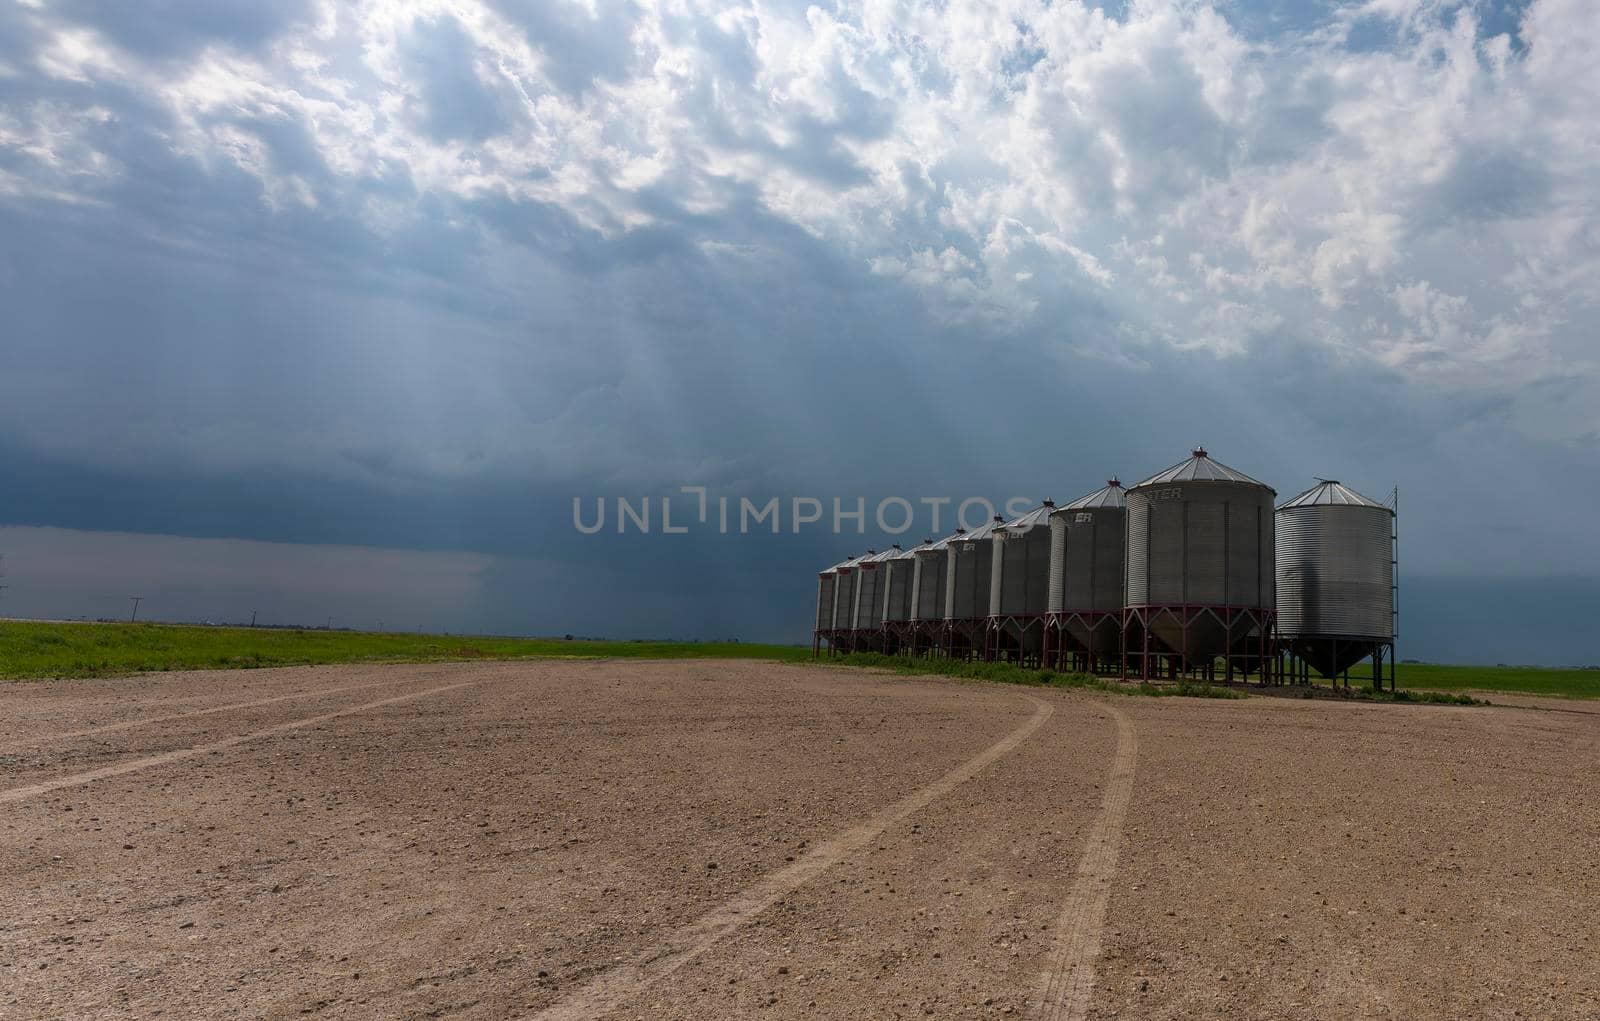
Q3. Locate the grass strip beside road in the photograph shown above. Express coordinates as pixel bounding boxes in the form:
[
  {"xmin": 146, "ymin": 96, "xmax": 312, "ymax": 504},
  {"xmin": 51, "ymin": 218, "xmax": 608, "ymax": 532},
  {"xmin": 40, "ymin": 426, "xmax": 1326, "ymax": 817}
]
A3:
[{"xmin": 0, "ymin": 620, "xmax": 807, "ymax": 680}]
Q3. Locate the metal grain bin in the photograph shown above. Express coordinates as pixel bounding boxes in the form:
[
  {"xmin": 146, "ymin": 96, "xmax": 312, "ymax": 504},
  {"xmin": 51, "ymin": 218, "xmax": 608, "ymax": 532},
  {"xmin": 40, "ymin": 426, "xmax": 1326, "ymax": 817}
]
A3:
[
  {"xmin": 883, "ymin": 541, "xmax": 930, "ymax": 624},
  {"xmin": 852, "ymin": 548, "xmax": 897, "ymax": 631},
  {"xmin": 991, "ymin": 501, "xmax": 1055, "ymax": 618},
  {"xmin": 815, "ymin": 556, "xmax": 850, "ymax": 632},
  {"xmin": 1049, "ymin": 480, "xmax": 1126, "ymax": 653},
  {"xmin": 831, "ymin": 552, "xmax": 869, "ymax": 632},
  {"xmin": 1126, "ymin": 449, "xmax": 1276, "ymax": 661},
  {"xmin": 945, "ymin": 516, "xmax": 1004, "ymax": 621},
  {"xmin": 911, "ymin": 530, "xmax": 959, "ymax": 622},
  {"xmin": 1276, "ymin": 481, "xmax": 1394, "ymax": 676}
]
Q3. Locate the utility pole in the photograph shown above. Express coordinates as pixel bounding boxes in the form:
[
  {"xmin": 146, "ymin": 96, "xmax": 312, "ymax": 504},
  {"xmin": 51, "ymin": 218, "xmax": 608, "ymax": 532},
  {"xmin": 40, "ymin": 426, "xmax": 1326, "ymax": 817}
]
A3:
[
  {"xmin": 129, "ymin": 596, "xmax": 144, "ymax": 622},
  {"xmin": 250, "ymin": 609, "xmax": 258, "ymax": 628}
]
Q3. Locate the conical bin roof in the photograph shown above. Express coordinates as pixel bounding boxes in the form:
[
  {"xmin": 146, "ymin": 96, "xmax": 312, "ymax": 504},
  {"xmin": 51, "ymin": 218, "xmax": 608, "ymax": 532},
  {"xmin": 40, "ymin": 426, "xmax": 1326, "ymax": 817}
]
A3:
[
  {"xmin": 1133, "ymin": 448, "xmax": 1273, "ymax": 492},
  {"xmin": 1057, "ymin": 479, "xmax": 1126, "ymax": 512},
  {"xmin": 1278, "ymin": 480, "xmax": 1390, "ymax": 511}
]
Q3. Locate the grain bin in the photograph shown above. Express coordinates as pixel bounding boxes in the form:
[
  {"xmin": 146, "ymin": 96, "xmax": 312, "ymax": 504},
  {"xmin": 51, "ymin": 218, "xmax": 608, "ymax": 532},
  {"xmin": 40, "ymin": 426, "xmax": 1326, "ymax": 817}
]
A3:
[
  {"xmin": 812, "ymin": 554, "xmax": 852, "ymax": 656},
  {"xmin": 815, "ymin": 553, "xmax": 862, "ymax": 657},
  {"xmin": 883, "ymin": 540, "xmax": 929, "ymax": 625},
  {"xmin": 851, "ymin": 547, "xmax": 897, "ymax": 649},
  {"xmin": 908, "ymin": 529, "xmax": 960, "ymax": 654},
  {"xmin": 830, "ymin": 552, "xmax": 871, "ymax": 650},
  {"xmin": 944, "ymin": 515, "xmax": 1004, "ymax": 658},
  {"xmin": 815, "ymin": 561, "xmax": 839, "ymax": 635},
  {"xmin": 1046, "ymin": 480, "xmax": 1126, "ymax": 666},
  {"xmin": 1276, "ymin": 481, "xmax": 1395, "ymax": 680},
  {"xmin": 1125, "ymin": 449, "xmax": 1276, "ymax": 675},
  {"xmin": 881, "ymin": 540, "xmax": 932, "ymax": 654},
  {"xmin": 987, "ymin": 501, "xmax": 1056, "ymax": 662},
  {"xmin": 912, "ymin": 530, "xmax": 959, "ymax": 622}
]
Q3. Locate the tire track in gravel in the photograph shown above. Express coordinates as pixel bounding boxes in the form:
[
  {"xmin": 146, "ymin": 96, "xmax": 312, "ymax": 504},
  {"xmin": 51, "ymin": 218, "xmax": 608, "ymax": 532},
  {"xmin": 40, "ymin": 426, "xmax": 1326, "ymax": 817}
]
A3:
[
  {"xmin": 0, "ymin": 680, "xmax": 478, "ymax": 804},
  {"xmin": 526, "ymin": 693, "xmax": 1056, "ymax": 1021},
  {"xmin": 1030, "ymin": 702, "xmax": 1138, "ymax": 1021},
  {"xmin": 13, "ymin": 675, "xmax": 417, "ymax": 744}
]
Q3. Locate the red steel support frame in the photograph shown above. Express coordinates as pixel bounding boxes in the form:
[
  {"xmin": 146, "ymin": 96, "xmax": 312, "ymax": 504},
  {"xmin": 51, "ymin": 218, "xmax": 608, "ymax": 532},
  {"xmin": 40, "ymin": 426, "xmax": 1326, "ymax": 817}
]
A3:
[
  {"xmin": 1120, "ymin": 604, "xmax": 1278, "ymax": 685},
  {"xmin": 880, "ymin": 618, "xmax": 916, "ymax": 656},
  {"xmin": 1042, "ymin": 615, "xmax": 1061, "ymax": 670},
  {"xmin": 1046, "ymin": 610, "xmax": 1122, "ymax": 674},
  {"xmin": 985, "ymin": 613, "xmax": 1048, "ymax": 667},
  {"xmin": 907, "ymin": 618, "xmax": 942, "ymax": 657},
  {"xmin": 944, "ymin": 618, "xmax": 984, "ymax": 661}
]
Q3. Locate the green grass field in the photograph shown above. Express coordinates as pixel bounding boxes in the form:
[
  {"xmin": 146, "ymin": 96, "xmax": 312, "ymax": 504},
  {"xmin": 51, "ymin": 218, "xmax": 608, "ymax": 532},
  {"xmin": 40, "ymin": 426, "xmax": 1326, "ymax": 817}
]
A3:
[
  {"xmin": 0, "ymin": 620, "xmax": 808, "ymax": 680},
  {"xmin": 1387, "ymin": 662, "xmax": 1600, "ymax": 699},
  {"xmin": 0, "ymin": 620, "xmax": 1592, "ymax": 698}
]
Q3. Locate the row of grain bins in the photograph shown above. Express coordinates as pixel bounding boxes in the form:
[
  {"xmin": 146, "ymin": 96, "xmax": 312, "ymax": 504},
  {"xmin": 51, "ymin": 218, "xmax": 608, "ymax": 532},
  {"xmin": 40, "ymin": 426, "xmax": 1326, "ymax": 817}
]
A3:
[{"xmin": 812, "ymin": 449, "xmax": 1397, "ymax": 686}]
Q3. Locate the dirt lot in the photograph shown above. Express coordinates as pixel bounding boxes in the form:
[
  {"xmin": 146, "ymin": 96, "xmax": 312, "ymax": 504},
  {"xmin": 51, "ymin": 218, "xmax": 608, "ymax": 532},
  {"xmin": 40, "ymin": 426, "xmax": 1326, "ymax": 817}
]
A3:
[{"xmin": 1, "ymin": 660, "xmax": 1596, "ymax": 1020}]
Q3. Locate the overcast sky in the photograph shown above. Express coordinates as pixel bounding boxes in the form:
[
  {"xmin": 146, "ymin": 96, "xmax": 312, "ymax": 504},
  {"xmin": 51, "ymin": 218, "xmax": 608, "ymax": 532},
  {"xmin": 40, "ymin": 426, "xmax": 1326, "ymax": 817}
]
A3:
[{"xmin": 1, "ymin": 0, "xmax": 1597, "ymax": 663}]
